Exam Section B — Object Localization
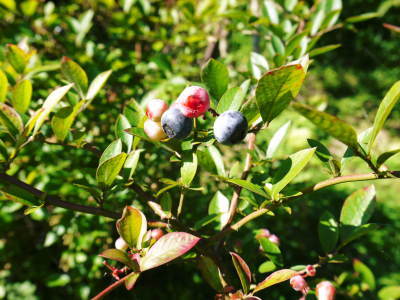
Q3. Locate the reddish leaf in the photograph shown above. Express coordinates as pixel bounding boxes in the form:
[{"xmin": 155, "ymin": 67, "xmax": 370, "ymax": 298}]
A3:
[
  {"xmin": 230, "ymin": 252, "xmax": 251, "ymax": 294},
  {"xmin": 140, "ymin": 232, "xmax": 200, "ymax": 271},
  {"xmin": 124, "ymin": 272, "xmax": 140, "ymax": 290},
  {"xmin": 99, "ymin": 249, "xmax": 138, "ymax": 271},
  {"xmin": 253, "ymin": 269, "xmax": 297, "ymax": 293}
]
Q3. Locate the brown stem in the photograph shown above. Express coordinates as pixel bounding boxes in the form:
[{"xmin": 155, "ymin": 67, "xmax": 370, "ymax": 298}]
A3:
[
  {"xmin": 0, "ymin": 173, "xmax": 120, "ymax": 219},
  {"xmin": 91, "ymin": 272, "xmax": 132, "ymax": 300},
  {"xmin": 43, "ymin": 138, "xmax": 102, "ymax": 157}
]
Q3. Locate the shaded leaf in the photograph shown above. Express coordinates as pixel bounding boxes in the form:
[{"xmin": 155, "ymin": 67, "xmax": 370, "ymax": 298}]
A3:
[
  {"xmin": 253, "ymin": 269, "xmax": 297, "ymax": 293},
  {"xmin": 201, "ymin": 59, "xmax": 229, "ymax": 101},
  {"xmin": 318, "ymin": 211, "xmax": 339, "ymax": 253},
  {"xmin": 377, "ymin": 148, "xmax": 400, "ymax": 167},
  {"xmin": 256, "ymin": 62, "xmax": 307, "ymax": 122},
  {"xmin": 293, "ymin": 102, "xmax": 358, "ymax": 149},
  {"xmin": 198, "ymin": 256, "xmax": 225, "ymax": 292},
  {"xmin": 272, "ymin": 147, "xmax": 316, "ymax": 199},
  {"xmin": 368, "ymin": 81, "xmax": 400, "ymax": 153},
  {"xmin": 11, "ymin": 79, "xmax": 32, "ymax": 114},
  {"xmin": 193, "ymin": 213, "xmax": 222, "ymax": 230},
  {"xmin": 100, "ymin": 249, "xmax": 138, "ymax": 270},
  {"xmin": 259, "ymin": 237, "xmax": 283, "ymax": 266},
  {"xmin": 96, "ymin": 152, "xmax": 127, "ymax": 187},
  {"xmin": 116, "ymin": 206, "xmax": 147, "ymax": 250},
  {"xmin": 338, "ymin": 223, "xmax": 379, "ymax": 249},
  {"xmin": 140, "ymin": 232, "xmax": 200, "ymax": 271},
  {"xmin": 353, "ymin": 259, "xmax": 375, "ymax": 290},
  {"xmin": 307, "ymin": 138, "xmax": 332, "ymax": 162},
  {"xmin": 216, "ymin": 87, "xmax": 246, "ymax": 114},
  {"xmin": 230, "ymin": 252, "xmax": 252, "ymax": 294}
]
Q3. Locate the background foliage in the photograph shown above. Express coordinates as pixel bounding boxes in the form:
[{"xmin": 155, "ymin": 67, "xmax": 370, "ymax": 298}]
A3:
[{"xmin": 0, "ymin": 0, "xmax": 400, "ymax": 299}]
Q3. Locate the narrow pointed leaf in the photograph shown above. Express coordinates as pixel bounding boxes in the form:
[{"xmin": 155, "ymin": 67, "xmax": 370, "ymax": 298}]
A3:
[
  {"xmin": 0, "ymin": 70, "xmax": 9, "ymax": 103},
  {"xmin": 253, "ymin": 269, "xmax": 297, "ymax": 293},
  {"xmin": 51, "ymin": 100, "xmax": 84, "ymax": 141},
  {"xmin": 140, "ymin": 232, "xmax": 200, "ymax": 271},
  {"xmin": 293, "ymin": 102, "xmax": 358, "ymax": 149},
  {"xmin": 115, "ymin": 114, "xmax": 132, "ymax": 152},
  {"xmin": 376, "ymin": 148, "xmax": 400, "ymax": 167},
  {"xmin": 256, "ymin": 62, "xmax": 307, "ymax": 122},
  {"xmin": 100, "ymin": 249, "xmax": 138, "ymax": 270},
  {"xmin": 96, "ymin": 152, "xmax": 127, "ymax": 187},
  {"xmin": 230, "ymin": 252, "xmax": 251, "ymax": 294},
  {"xmin": 116, "ymin": 206, "xmax": 147, "ymax": 249},
  {"xmin": 61, "ymin": 57, "xmax": 88, "ymax": 97},
  {"xmin": 318, "ymin": 211, "xmax": 339, "ymax": 253},
  {"xmin": 340, "ymin": 185, "xmax": 376, "ymax": 241},
  {"xmin": 198, "ymin": 256, "xmax": 225, "ymax": 292},
  {"xmin": 125, "ymin": 272, "xmax": 140, "ymax": 290},
  {"xmin": 6, "ymin": 44, "xmax": 29, "ymax": 73},
  {"xmin": 259, "ymin": 237, "xmax": 283, "ymax": 266},
  {"xmin": 368, "ymin": 81, "xmax": 400, "ymax": 153},
  {"xmin": 208, "ymin": 145, "xmax": 226, "ymax": 176},
  {"xmin": 11, "ymin": 79, "xmax": 32, "ymax": 114},
  {"xmin": 0, "ymin": 103, "xmax": 24, "ymax": 137},
  {"xmin": 33, "ymin": 83, "xmax": 74, "ymax": 135},
  {"xmin": 223, "ymin": 177, "xmax": 269, "ymax": 198},
  {"xmin": 266, "ymin": 121, "xmax": 291, "ymax": 159},
  {"xmin": 309, "ymin": 44, "xmax": 341, "ymax": 57},
  {"xmin": 86, "ymin": 69, "xmax": 112, "ymax": 101},
  {"xmin": 353, "ymin": 259, "xmax": 375, "ymax": 290},
  {"xmin": 201, "ymin": 59, "xmax": 229, "ymax": 101},
  {"xmin": 272, "ymin": 148, "xmax": 316, "ymax": 198}
]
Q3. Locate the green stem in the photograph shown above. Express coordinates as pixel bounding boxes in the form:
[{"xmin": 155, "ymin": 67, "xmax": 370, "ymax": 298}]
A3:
[{"xmin": 177, "ymin": 189, "xmax": 185, "ymax": 218}]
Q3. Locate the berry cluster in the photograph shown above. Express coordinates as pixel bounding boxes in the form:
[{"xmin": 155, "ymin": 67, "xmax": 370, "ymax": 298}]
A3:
[{"xmin": 144, "ymin": 86, "xmax": 248, "ymax": 145}]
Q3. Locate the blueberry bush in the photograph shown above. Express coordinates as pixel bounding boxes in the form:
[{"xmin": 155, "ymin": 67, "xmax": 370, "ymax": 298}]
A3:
[{"xmin": 1, "ymin": 0, "xmax": 400, "ymax": 299}]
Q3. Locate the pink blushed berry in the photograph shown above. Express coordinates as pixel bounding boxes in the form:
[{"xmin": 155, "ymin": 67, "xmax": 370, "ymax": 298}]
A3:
[
  {"xmin": 306, "ymin": 265, "xmax": 316, "ymax": 277},
  {"xmin": 151, "ymin": 228, "xmax": 164, "ymax": 241},
  {"xmin": 290, "ymin": 275, "xmax": 309, "ymax": 293},
  {"xmin": 256, "ymin": 228, "xmax": 271, "ymax": 239},
  {"xmin": 268, "ymin": 234, "xmax": 280, "ymax": 245},
  {"xmin": 115, "ymin": 237, "xmax": 128, "ymax": 251},
  {"xmin": 316, "ymin": 281, "xmax": 336, "ymax": 300},
  {"xmin": 146, "ymin": 99, "xmax": 169, "ymax": 121},
  {"xmin": 175, "ymin": 86, "xmax": 210, "ymax": 118},
  {"xmin": 144, "ymin": 119, "xmax": 167, "ymax": 141}
]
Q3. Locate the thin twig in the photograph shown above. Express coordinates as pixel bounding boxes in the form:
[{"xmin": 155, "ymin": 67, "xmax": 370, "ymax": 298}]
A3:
[{"xmin": 91, "ymin": 272, "xmax": 133, "ymax": 300}]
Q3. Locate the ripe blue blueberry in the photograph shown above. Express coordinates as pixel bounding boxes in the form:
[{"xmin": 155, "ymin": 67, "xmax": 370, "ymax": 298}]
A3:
[
  {"xmin": 213, "ymin": 110, "xmax": 248, "ymax": 145},
  {"xmin": 161, "ymin": 107, "xmax": 193, "ymax": 139}
]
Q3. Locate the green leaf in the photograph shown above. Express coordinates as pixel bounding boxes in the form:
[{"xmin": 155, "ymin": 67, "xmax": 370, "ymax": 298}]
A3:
[
  {"xmin": 125, "ymin": 272, "xmax": 140, "ymax": 290},
  {"xmin": 284, "ymin": 0, "xmax": 297, "ymax": 11},
  {"xmin": 96, "ymin": 152, "xmax": 127, "ymax": 187},
  {"xmin": 241, "ymin": 97, "xmax": 260, "ymax": 125},
  {"xmin": 180, "ymin": 153, "xmax": 198, "ymax": 187},
  {"xmin": 193, "ymin": 213, "xmax": 222, "ymax": 230},
  {"xmin": 0, "ymin": 70, "xmax": 8, "ymax": 103},
  {"xmin": 318, "ymin": 211, "xmax": 339, "ymax": 253},
  {"xmin": 201, "ymin": 59, "xmax": 229, "ymax": 101},
  {"xmin": 378, "ymin": 286, "xmax": 400, "ymax": 300},
  {"xmin": 256, "ymin": 62, "xmax": 307, "ymax": 122},
  {"xmin": 0, "ymin": 103, "xmax": 24, "ymax": 137},
  {"xmin": 293, "ymin": 102, "xmax": 359, "ymax": 149},
  {"xmin": 11, "ymin": 79, "xmax": 32, "ymax": 114},
  {"xmin": 6, "ymin": 44, "xmax": 29, "ymax": 73},
  {"xmin": 116, "ymin": 206, "xmax": 147, "ymax": 250},
  {"xmin": 115, "ymin": 114, "xmax": 133, "ymax": 152},
  {"xmin": 307, "ymin": 139, "xmax": 332, "ymax": 162},
  {"xmin": 263, "ymin": 0, "xmax": 279, "ymax": 24},
  {"xmin": 198, "ymin": 256, "xmax": 225, "ymax": 292},
  {"xmin": 208, "ymin": 145, "xmax": 226, "ymax": 176},
  {"xmin": 86, "ymin": 69, "xmax": 112, "ymax": 101},
  {"xmin": 208, "ymin": 191, "xmax": 229, "ymax": 229},
  {"xmin": 345, "ymin": 12, "xmax": 380, "ymax": 23},
  {"xmin": 253, "ymin": 269, "xmax": 297, "ymax": 293},
  {"xmin": 285, "ymin": 32, "xmax": 308, "ymax": 57},
  {"xmin": 367, "ymin": 81, "xmax": 400, "ymax": 153},
  {"xmin": 140, "ymin": 232, "xmax": 200, "ymax": 271},
  {"xmin": 271, "ymin": 147, "xmax": 315, "ymax": 199},
  {"xmin": 223, "ymin": 177, "xmax": 269, "ymax": 198},
  {"xmin": 99, "ymin": 139, "xmax": 122, "ymax": 166},
  {"xmin": 338, "ymin": 223, "xmax": 379, "ymax": 249},
  {"xmin": 309, "ymin": 44, "xmax": 341, "ymax": 57},
  {"xmin": 45, "ymin": 274, "xmax": 70, "ymax": 288},
  {"xmin": 0, "ymin": 177, "xmax": 40, "ymax": 206},
  {"xmin": 259, "ymin": 237, "xmax": 283, "ymax": 266},
  {"xmin": 266, "ymin": 121, "xmax": 291, "ymax": 159},
  {"xmin": 353, "ymin": 259, "xmax": 375, "ymax": 291},
  {"xmin": 51, "ymin": 101, "xmax": 84, "ymax": 142},
  {"xmin": 340, "ymin": 185, "xmax": 376, "ymax": 241},
  {"xmin": 0, "ymin": 139, "xmax": 8, "ymax": 161},
  {"xmin": 271, "ymin": 35, "xmax": 285, "ymax": 56},
  {"xmin": 123, "ymin": 149, "xmax": 143, "ymax": 180},
  {"xmin": 376, "ymin": 149, "xmax": 400, "ymax": 167},
  {"xmin": 100, "ymin": 248, "xmax": 138, "ymax": 270},
  {"xmin": 61, "ymin": 56, "xmax": 88, "ymax": 98},
  {"xmin": 216, "ymin": 87, "xmax": 246, "ymax": 114},
  {"xmin": 33, "ymin": 83, "xmax": 74, "ymax": 136},
  {"xmin": 230, "ymin": 252, "xmax": 251, "ymax": 294},
  {"xmin": 250, "ymin": 52, "xmax": 269, "ymax": 80},
  {"xmin": 258, "ymin": 261, "xmax": 277, "ymax": 273}
]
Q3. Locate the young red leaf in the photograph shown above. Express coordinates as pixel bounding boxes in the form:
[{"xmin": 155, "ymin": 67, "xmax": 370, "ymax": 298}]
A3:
[{"xmin": 230, "ymin": 252, "xmax": 252, "ymax": 294}]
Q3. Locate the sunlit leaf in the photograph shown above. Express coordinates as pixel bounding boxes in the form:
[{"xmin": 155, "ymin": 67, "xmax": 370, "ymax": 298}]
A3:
[
  {"xmin": 99, "ymin": 139, "xmax": 122, "ymax": 166},
  {"xmin": 115, "ymin": 114, "xmax": 133, "ymax": 152},
  {"xmin": 353, "ymin": 259, "xmax": 375, "ymax": 290},
  {"xmin": 61, "ymin": 56, "xmax": 88, "ymax": 98},
  {"xmin": 6, "ymin": 44, "xmax": 29, "ymax": 73},
  {"xmin": 11, "ymin": 79, "xmax": 32, "ymax": 114},
  {"xmin": 250, "ymin": 52, "xmax": 269, "ymax": 80},
  {"xmin": 216, "ymin": 87, "xmax": 246, "ymax": 114},
  {"xmin": 86, "ymin": 69, "xmax": 112, "ymax": 101},
  {"xmin": 51, "ymin": 100, "xmax": 84, "ymax": 141},
  {"xmin": 376, "ymin": 148, "xmax": 400, "ymax": 167},
  {"xmin": 201, "ymin": 59, "xmax": 229, "ymax": 101},
  {"xmin": 253, "ymin": 269, "xmax": 297, "ymax": 293},
  {"xmin": 208, "ymin": 191, "xmax": 229, "ymax": 229},
  {"xmin": 0, "ymin": 70, "xmax": 8, "ymax": 103},
  {"xmin": 140, "ymin": 232, "xmax": 200, "ymax": 271},
  {"xmin": 259, "ymin": 237, "xmax": 283, "ymax": 266},
  {"xmin": 266, "ymin": 121, "xmax": 291, "ymax": 159},
  {"xmin": 100, "ymin": 248, "xmax": 138, "ymax": 270},
  {"xmin": 198, "ymin": 256, "xmax": 225, "ymax": 292},
  {"xmin": 96, "ymin": 152, "xmax": 127, "ymax": 187},
  {"xmin": 116, "ymin": 206, "xmax": 147, "ymax": 250},
  {"xmin": 0, "ymin": 103, "xmax": 24, "ymax": 137},
  {"xmin": 181, "ymin": 153, "xmax": 198, "ymax": 187}
]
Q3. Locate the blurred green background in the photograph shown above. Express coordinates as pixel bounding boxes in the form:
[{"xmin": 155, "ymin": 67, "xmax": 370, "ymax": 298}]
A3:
[{"xmin": 0, "ymin": 0, "xmax": 400, "ymax": 299}]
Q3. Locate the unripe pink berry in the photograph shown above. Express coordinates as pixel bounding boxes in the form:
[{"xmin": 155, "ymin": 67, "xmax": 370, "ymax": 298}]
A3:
[
  {"xmin": 115, "ymin": 237, "xmax": 128, "ymax": 251},
  {"xmin": 290, "ymin": 275, "xmax": 309, "ymax": 293},
  {"xmin": 306, "ymin": 265, "xmax": 316, "ymax": 277},
  {"xmin": 175, "ymin": 86, "xmax": 210, "ymax": 118},
  {"xmin": 316, "ymin": 281, "xmax": 336, "ymax": 300},
  {"xmin": 146, "ymin": 99, "xmax": 169, "ymax": 121},
  {"xmin": 256, "ymin": 228, "xmax": 271, "ymax": 239},
  {"xmin": 268, "ymin": 234, "xmax": 280, "ymax": 245},
  {"xmin": 151, "ymin": 228, "xmax": 164, "ymax": 241},
  {"xmin": 144, "ymin": 119, "xmax": 167, "ymax": 141}
]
